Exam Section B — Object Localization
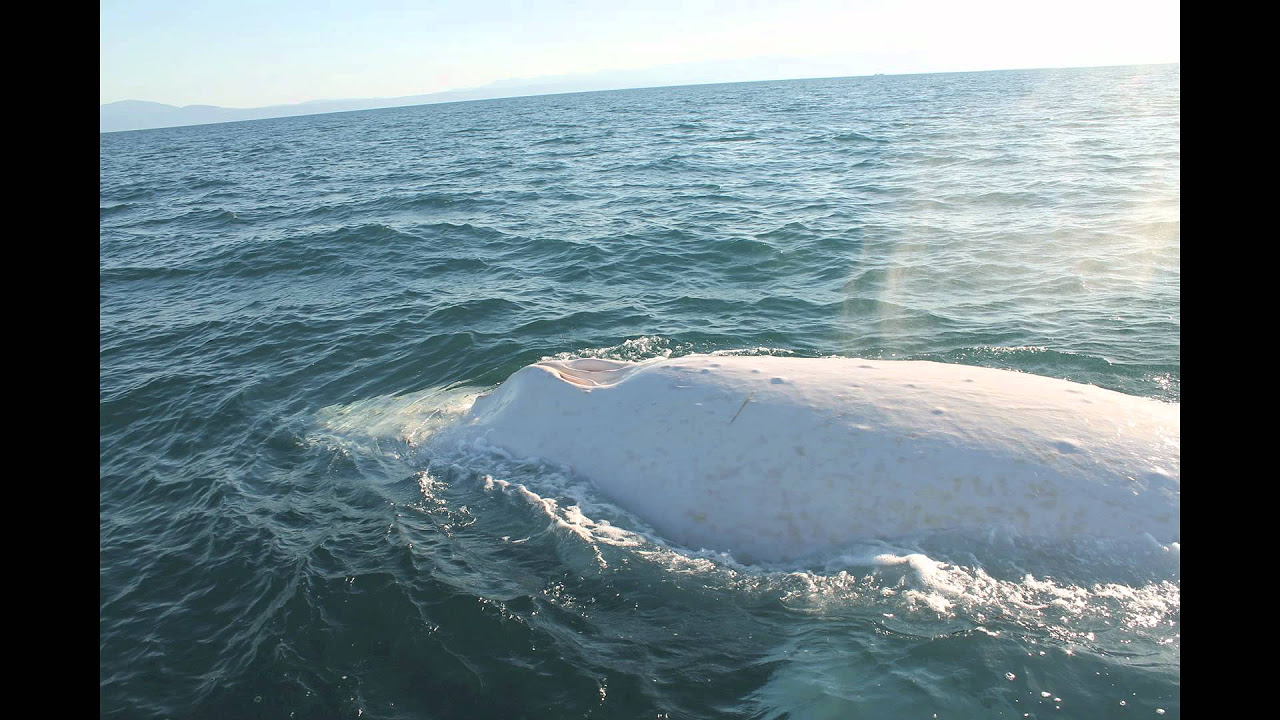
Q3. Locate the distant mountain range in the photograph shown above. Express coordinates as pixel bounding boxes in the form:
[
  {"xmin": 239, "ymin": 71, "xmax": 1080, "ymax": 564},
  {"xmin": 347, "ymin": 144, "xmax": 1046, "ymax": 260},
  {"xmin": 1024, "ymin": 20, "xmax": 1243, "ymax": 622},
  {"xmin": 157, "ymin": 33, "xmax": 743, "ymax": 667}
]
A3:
[
  {"xmin": 100, "ymin": 89, "xmax": 517, "ymax": 133},
  {"xmin": 100, "ymin": 57, "xmax": 877, "ymax": 133}
]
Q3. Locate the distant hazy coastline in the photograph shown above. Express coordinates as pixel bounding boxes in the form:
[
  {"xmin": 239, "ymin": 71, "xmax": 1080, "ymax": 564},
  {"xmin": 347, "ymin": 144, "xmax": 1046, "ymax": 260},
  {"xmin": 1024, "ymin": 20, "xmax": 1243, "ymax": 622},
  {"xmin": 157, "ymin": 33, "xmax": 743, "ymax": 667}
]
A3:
[{"xmin": 99, "ymin": 60, "xmax": 1177, "ymax": 133}]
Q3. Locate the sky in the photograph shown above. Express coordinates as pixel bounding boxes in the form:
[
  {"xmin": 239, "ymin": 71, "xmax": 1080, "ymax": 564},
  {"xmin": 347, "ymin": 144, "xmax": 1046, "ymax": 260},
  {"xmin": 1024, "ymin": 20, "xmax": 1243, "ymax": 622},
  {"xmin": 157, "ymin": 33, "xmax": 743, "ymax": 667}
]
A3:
[{"xmin": 100, "ymin": 0, "xmax": 1180, "ymax": 108}]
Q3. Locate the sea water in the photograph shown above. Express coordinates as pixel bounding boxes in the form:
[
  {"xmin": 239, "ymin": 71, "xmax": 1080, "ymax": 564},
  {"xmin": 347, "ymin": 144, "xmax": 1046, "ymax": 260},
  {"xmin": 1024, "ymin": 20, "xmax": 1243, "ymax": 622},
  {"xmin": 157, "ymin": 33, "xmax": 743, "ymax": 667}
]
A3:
[{"xmin": 101, "ymin": 64, "xmax": 1179, "ymax": 718}]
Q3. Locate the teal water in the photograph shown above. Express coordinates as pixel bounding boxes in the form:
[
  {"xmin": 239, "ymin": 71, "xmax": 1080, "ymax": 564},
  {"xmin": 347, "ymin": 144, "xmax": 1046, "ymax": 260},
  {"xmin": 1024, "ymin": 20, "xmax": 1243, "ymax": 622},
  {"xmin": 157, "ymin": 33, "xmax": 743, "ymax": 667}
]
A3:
[{"xmin": 100, "ymin": 65, "xmax": 1179, "ymax": 718}]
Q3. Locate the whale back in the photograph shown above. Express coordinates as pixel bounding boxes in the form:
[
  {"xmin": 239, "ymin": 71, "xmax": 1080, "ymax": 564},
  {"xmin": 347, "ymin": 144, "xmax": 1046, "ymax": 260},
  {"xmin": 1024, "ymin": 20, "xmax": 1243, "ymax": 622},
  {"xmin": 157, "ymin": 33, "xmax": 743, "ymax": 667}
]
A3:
[{"xmin": 465, "ymin": 355, "xmax": 1179, "ymax": 563}]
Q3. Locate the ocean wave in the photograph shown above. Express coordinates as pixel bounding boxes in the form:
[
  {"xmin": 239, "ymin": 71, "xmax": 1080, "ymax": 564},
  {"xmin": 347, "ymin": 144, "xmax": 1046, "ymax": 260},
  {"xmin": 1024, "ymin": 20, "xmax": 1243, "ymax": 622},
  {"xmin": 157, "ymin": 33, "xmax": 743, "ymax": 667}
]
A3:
[{"xmin": 101, "ymin": 65, "xmax": 1180, "ymax": 718}]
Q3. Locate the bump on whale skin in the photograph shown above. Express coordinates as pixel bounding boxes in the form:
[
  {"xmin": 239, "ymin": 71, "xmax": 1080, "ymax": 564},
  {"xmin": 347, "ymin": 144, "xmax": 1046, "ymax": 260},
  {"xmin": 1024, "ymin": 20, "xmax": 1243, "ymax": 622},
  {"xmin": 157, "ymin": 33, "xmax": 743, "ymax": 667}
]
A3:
[{"xmin": 464, "ymin": 355, "xmax": 1180, "ymax": 563}]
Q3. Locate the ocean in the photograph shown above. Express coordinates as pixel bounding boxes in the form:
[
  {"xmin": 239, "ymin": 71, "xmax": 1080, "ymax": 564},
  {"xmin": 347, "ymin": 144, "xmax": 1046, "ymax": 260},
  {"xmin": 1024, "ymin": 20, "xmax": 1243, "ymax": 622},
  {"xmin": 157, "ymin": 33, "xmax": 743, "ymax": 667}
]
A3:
[{"xmin": 100, "ymin": 64, "xmax": 1179, "ymax": 719}]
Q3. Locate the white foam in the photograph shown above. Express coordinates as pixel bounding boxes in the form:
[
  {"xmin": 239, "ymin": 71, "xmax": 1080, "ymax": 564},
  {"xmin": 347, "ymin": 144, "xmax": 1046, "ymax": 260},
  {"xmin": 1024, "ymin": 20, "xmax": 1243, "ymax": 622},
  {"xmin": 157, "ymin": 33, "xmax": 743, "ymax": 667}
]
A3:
[{"xmin": 459, "ymin": 451, "xmax": 1176, "ymax": 627}]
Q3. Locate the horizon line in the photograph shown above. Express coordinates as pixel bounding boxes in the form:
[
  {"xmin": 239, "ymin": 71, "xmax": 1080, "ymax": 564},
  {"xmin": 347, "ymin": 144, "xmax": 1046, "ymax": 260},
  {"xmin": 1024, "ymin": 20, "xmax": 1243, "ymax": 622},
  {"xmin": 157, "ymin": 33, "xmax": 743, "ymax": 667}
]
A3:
[{"xmin": 101, "ymin": 60, "xmax": 1179, "ymax": 135}]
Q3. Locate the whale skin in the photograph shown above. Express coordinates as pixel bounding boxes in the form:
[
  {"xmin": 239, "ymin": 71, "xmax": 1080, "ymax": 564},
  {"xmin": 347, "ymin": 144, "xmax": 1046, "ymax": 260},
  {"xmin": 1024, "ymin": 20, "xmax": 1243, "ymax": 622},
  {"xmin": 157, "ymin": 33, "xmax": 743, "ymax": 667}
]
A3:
[{"xmin": 462, "ymin": 355, "xmax": 1179, "ymax": 563}]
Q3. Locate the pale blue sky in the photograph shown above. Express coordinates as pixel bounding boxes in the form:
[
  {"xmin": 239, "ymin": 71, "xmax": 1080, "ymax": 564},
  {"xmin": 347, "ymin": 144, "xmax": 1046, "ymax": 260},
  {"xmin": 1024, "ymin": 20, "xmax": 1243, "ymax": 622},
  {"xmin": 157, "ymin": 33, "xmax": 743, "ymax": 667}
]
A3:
[{"xmin": 100, "ymin": 0, "xmax": 1180, "ymax": 108}]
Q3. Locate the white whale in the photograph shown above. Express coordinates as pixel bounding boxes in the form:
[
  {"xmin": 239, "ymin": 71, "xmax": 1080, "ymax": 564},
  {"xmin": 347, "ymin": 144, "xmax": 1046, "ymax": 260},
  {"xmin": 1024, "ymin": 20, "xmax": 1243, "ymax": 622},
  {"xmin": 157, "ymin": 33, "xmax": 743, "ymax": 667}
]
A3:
[{"xmin": 462, "ymin": 355, "xmax": 1179, "ymax": 563}]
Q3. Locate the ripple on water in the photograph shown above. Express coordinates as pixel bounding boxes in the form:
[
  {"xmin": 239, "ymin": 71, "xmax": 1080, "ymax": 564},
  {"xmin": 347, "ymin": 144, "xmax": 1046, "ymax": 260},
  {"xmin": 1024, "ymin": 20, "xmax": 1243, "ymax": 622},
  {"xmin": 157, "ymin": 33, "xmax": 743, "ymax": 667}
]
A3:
[{"xmin": 101, "ymin": 64, "xmax": 1179, "ymax": 718}]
